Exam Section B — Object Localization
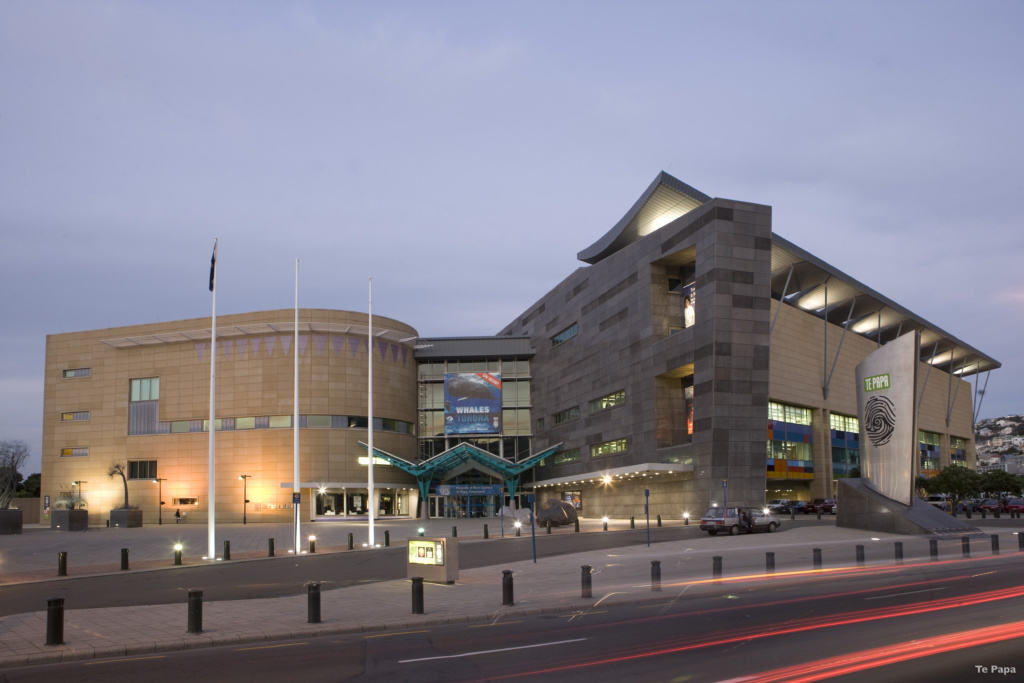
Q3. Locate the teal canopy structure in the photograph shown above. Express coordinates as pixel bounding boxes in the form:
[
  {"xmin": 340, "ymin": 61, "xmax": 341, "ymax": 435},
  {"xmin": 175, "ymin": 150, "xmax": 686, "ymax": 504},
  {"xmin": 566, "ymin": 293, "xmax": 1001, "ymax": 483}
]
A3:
[{"xmin": 357, "ymin": 441, "xmax": 562, "ymax": 504}]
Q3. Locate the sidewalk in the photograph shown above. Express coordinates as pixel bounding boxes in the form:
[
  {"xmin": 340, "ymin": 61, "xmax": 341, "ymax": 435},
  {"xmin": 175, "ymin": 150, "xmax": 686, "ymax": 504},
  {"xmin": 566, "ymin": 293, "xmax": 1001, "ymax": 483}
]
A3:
[{"xmin": 2, "ymin": 523, "xmax": 1019, "ymax": 668}]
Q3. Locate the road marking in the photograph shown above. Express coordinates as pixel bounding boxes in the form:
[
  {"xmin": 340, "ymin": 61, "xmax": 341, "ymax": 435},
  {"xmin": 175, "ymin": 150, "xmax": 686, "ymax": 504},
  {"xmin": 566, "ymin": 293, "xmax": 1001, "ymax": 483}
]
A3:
[
  {"xmin": 364, "ymin": 629, "xmax": 430, "ymax": 639},
  {"xmin": 863, "ymin": 587, "xmax": 947, "ymax": 600},
  {"xmin": 470, "ymin": 620, "xmax": 524, "ymax": 628},
  {"xmin": 85, "ymin": 655, "xmax": 166, "ymax": 666},
  {"xmin": 398, "ymin": 638, "xmax": 587, "ymax": 663},
  {"xmin": 594, "ymin": 592, "xmax": 624, "ymax": 606},
  {"xmin": 236, "ymin": 642, "xmax": 307, "ymax": 651}
]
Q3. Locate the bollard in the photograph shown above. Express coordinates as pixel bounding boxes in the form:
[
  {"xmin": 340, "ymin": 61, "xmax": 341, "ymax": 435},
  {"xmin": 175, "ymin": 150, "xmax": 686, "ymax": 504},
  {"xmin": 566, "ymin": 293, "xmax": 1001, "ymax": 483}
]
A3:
[
  {"xmin": 856, "ymin": 544, "xmax": 865, "ymax": 566},
  {"xmin": 348, "ymin": 533, "xmax": 354, "ymax": 550},
  {"xmin": 651, "ymin": 560, "xmax": 661, "ymax": 591},
  {"xmin": 817, "ymin": 508, "xmax": 822, "ymax": 521},
  {"xmin": 187, "ymin": 590, "xmax": 203, "ymax": 634},
  {"xmin": 962, "ymin": 536, "xmax": 971, "ymax": 557},
  {"xmin": 411, "ymin": 577, "xmax": 424, "ymax": 614},
  {"xmin": 515, "ymin": 525, "xmax": 521, "ymax": 537},
  {"xmin": 894, "ymin": 542, "xmax": 903, "ymax": 565},
  {"xmin": 307, "ymin": 582, "xmax": 321, "ymax": 623},
  {"xmin": 384, "ymin": 530, "xmax": 390, "ymax": 547},
  {"xmin": 1018, "ymin": 533, "xmax": 1024, "ymax": 552},
  {"xmin": 223, "ymin": 540, "xmax": 231, "ymax": 561},
  {"xmin": 546, "ymin": 521, "xmax": 552, "ymax": 535},
  {"xmin": 981, "ymin": 509, "xmax": 987, "ymax": 520},
  {"xmin": 766, "ymin": 551, "xmax": 775, "ymax": 574},
  {"xmin": 813, "ymin": 548, "xmax": 822, "ymax": 569},
  {"xmin": 991, "ymin": 534, "xmax": 1000, "ymax": 555},
  {"xmin": 57, "ymin": 551, "xmax": 67, "ymax": 577},
  {"xmin": 684, "ymin": 515, "xmax": 689, "ymax": 526},
  {"xmin": 603, "ymin": 520, "xmax": 608, "ymax": 532},
  {"xmin": 929, "ymin": 539, "xmax": 938, "ymax": 561},
  {"xmin": 484, "ymin": 524, "xmax": 489, "ymax": 539},
  {"xmin": 309, "ymin": 537, "xmax": 316, "ymax": 554},
  {"xmin": 268, "ymin": 538, "xmax": 275, "ymax": 557},
  {"xmin": 994, "ymin": 509, "xmax": 1000, "ymax": 519},
  {"xmin": 452, "ymin": 526, "xmax": 458, "ymax": 538},
  {"xmin": 502, "ymin": 570, "xmax": 514, "ymax": 605},
  {"xmin": 574, "ymin": 518, "xmax": 580, "ymax": 533},
  {"xmin": 966, "ymin": 507, "xmax": 972, "ymax": 519},
  {"xmin": 46, "ymin": 598, "xmax": 65, "ymax": 646},
  {"xmin": 121, "ymin": 548, "xmax": 129, "ymax": 571},
  {"xmin": 713, "ymin": 555, "xmax": 723, "ymax": 579},
  {"xmin": 630, "ymin": 516, "xmax": 635, "ymax": 529},
  {"xmin": 581, "ymin": 565, "xmax": 593, "ymax": 598},
  {"xmin": 657, "ymin": 514, "xmax": 662, "ymax": 528},
  {"xmin": 174, "ymin": 546, "xmax": 182, "ymax": 566},
  {"xmin": 790, "ymin": 508, "xmax": 796, "ymax": 521}
]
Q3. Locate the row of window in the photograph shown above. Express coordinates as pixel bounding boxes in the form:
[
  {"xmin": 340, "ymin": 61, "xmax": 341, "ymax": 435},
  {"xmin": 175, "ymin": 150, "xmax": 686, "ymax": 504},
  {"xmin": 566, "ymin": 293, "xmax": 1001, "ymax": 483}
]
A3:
[
  {"xmin": 543, "ymin": 389, "xmax": 627, "ymax": 431},
  {"xmin": 146, "ymin": 414, "xmax": 416, "ymax": 435},
  {"xmin": 60, "ymin": 411, "xmax": 90, "ymax": 422},
  {"xmin": 551, "ymin": 323, "xmax": 578, "ymax": 347},
  {"xmin": 418, "ymin": 359, "xmax": 531, "ymax": 381},
  {"xmin": 418, "ymin": 380, "xmax": 531, "ymax": 409}
]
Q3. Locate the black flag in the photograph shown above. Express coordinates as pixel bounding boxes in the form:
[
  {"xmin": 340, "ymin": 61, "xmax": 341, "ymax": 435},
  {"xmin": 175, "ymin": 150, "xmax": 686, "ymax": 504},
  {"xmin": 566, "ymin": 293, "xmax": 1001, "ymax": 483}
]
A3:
[{"xmin": 209, "ymin": 240, "xmax": 218, "ymax": 292}]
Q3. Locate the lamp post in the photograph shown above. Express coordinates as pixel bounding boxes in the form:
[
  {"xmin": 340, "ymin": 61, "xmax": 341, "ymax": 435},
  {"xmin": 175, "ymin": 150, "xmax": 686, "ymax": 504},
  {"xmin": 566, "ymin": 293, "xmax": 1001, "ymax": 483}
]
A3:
[
  {"xmin": 153, "ymin": 478, "xmax": 167, "ymax": 525},
  {"xmin": 71, "ymin": 481, "xmax": 86, "ymax": 508},
  {"xmin": 239, "ymin": 475, "xmax": 251, "ymax": 525}
]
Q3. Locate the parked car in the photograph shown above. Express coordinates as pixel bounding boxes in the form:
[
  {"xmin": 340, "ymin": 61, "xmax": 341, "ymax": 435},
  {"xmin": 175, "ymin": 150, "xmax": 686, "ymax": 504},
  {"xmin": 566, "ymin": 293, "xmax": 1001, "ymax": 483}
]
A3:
[
  {"xmin": 767, "ymin": 499, "xmax": 791, "ymax": 513},
  {"xmin": 925, "ymin": 495, "xmax": 951, "ymax": 511},
  {"xmin": 1004, "ymin": 498, "xmax": 1024, "ymax": 514},
  {"xmin": 810, "ymin": 498, "xmax": 836, "ymax": 514},
  {"xmin": 978, "ymin": 498, "xmax": 1005, "ymax": 514},
  {"xmin": 699, "ymin": 506, "xmax": 781, "ymax": 535}
]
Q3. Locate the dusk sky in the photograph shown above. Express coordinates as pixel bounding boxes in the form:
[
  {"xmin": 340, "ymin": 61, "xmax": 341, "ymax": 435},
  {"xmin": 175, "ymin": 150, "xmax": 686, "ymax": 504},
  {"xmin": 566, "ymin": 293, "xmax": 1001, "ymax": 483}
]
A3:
[{"xmin": 2, "ymin": 1, "xmax": 1021, "ymax": 475}]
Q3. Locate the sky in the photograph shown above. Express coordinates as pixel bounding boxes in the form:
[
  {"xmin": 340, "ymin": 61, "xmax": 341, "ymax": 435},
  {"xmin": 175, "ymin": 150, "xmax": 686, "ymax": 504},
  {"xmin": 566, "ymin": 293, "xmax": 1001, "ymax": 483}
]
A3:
[{"xmin": 2, "ymin": 1, "xmax": 1022, "ymax": 476}]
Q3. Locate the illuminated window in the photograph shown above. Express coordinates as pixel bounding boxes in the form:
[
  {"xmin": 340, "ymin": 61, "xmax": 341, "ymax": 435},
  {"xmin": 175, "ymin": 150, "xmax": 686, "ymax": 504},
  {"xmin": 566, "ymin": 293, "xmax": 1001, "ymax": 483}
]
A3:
[
  {"xmin": 235, "ymin": 417, "xmax": 256, "ymax": 430},
  {"xmin": 590, "ymin": 390, "xmax": 625, "ymax": 413},
  {"xmin": 61, "ymin": 411, "xmax": 90, "ymax": 422},
  {"xmin": 590, "ymin": 438, "xmax": 628, "ymax": 458},
  {"xmin": 551, "ymin": 323, "xmax": 579, "ymax": 347},
  {"xmin": 60, "ymin": 447, "xmax": 88, "ymax": 457},
  {"xmin": 553, "ymin": 448, "xmax": 580, "ymax": 464},
  {"xmin": 829, "ymin": 413, "xmax": 859, "ymax": 433},
  {"xmin": 269, "ymin": 415, "xmax": 291, "ymax": 428},
  {"xmin": 130, "ymin": 377, "xmax": 159, "ymax": 402},
  {"xmin": 768, "ymin": 401, "xmax": 811, "ymax": 426}
]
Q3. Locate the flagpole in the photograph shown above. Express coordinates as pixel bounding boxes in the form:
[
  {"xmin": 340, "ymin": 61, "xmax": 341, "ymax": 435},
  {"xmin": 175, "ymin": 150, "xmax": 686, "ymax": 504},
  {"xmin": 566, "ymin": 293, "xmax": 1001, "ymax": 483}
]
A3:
[
  {"xmin": 368, "ymin": 276, "xmax": 375, "ymax": 547},
  {"xmin": 293, "ymin": 259, "xmax": 301, "ymax": 555},
  {"xmin": 207, "ymin": 239, "xmax": 218, "ymax": 561}
]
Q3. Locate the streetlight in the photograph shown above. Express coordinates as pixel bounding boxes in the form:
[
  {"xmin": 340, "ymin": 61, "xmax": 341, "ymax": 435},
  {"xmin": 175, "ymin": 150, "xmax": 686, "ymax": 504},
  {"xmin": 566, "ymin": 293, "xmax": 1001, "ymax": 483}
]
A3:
[
  {"xmin": 239, "ymin": 474, "xmax": 251, "ymax": 524},
  {"xmin": 153, "ymin": 478, "xmax": 167, "ymax": 525},
  {"xmin": 71, "ymin": 481, "xmax": 87, "ymax": 508}
]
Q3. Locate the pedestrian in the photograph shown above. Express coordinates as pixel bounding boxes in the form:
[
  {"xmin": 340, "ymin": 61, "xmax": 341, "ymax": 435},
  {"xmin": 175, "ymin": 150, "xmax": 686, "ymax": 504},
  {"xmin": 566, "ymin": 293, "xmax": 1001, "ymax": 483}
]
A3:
[{"xmin": 175, "ymin": 508, "xmax": 181, "ymax": 524}]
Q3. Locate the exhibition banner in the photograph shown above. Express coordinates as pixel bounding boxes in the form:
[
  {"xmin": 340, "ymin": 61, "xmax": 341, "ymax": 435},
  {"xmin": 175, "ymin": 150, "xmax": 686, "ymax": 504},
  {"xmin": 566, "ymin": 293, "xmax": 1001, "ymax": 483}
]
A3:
[
  {"xmin": 444, "ymin": 372, "xmax": 502, "ymax": 434},
  {"xmin": 855, "ymin": 331, "xmax": 919, "ymax": 506}
]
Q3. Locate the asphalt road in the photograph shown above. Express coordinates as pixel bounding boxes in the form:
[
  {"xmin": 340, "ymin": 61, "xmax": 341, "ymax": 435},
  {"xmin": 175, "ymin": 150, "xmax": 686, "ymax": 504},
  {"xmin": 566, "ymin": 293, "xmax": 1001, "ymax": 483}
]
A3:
[
  {"xmin": 0, "ymin": 524, "xmax": 706, "ymax": 616},
  {"xmin": 7, "ymin": 550, "xmax": 1024, "ymax": 682}
]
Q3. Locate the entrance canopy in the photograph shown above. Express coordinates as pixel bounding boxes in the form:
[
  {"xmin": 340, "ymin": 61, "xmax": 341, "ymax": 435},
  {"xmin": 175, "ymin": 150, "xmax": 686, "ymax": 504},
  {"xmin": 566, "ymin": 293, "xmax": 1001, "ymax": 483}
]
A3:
[{"xmin": 357, "ymin": 441, "xmax": 562, "ymax": 501}]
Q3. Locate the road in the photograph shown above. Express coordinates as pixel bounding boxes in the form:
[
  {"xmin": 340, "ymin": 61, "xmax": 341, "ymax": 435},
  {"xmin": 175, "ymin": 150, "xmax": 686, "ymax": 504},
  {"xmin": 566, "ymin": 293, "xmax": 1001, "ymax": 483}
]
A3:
[{"xmin": 6, "ymin": 548, "xmax": 1023, "ymax": 682}]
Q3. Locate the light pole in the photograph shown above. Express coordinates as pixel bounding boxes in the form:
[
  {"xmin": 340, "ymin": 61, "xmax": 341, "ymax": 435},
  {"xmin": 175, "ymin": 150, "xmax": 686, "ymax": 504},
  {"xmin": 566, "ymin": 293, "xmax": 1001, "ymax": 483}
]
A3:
[
  {"xmin": 239, "ymin": 475, "xmax": 251, "ymax": 524},
  {"xmin": 71, "ymin": 481, "xmax": 87, "ymax": 508},
  {"xmin": 153, "ymin": 478, "xmax": 167, "ymax": 525}
]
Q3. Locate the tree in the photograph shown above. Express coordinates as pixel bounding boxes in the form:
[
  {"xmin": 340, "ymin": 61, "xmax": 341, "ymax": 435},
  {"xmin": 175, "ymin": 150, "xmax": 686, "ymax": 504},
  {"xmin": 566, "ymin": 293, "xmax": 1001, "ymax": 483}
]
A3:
[
  {"xmin": 979, "ymin": 470, "xmax": 1024, "ymax": 498},
  {"xmin": 16, "ymin": 473, "xmax": 40, "ymax": 498},
  {"xmin": 108, "ymin": 463, "xmax": 131, "ymax": 509},
  {"xmin": 922, "ymin": 465, "xmax": 982, "ymax": 510},
  {"xmin": 0, "ymin": 440, "xmax": 29, "ymax": 510}
]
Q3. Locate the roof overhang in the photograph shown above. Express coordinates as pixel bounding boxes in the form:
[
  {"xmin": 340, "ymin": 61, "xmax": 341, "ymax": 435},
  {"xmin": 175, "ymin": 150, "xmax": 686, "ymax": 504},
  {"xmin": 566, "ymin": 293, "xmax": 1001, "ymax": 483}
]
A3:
[
  {"xmin": 771, "ymin": 234, "xmax": 1000, "ymax": 377},
  {"xmin": 358, "ymin": 441, "xmax": 563, "ymax": 480},
  {"xmin": 102, "ymin": 321, "xmax": 413, "ymax": 349},
  {"xmin": 533, "ymin": 461, "xmax": 694, "ymax": 489}
]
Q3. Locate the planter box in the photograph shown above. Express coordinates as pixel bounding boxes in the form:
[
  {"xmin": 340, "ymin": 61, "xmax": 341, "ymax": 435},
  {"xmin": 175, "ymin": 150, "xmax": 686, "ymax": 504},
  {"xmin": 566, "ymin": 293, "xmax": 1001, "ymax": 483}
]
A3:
[
  {"xmin": 51, "ymin": 509, "xmax": 89, "ymax": 531},
  {"xmin": 109, "ymin": 508, "xmax": 143, "ymax": 528},
  {"xmin": 0, "ymin": 508, "xmax": 23, "ymax": 534}
]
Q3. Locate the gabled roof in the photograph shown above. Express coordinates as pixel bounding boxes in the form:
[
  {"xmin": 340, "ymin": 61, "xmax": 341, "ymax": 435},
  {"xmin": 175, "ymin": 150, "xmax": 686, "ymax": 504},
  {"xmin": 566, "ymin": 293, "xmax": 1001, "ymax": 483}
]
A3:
[
  {"xmin": 577, "ymin": 171, "xmax": 710, "ymax": 264},
  {"xmin": 358, "ymin": 441, "xmax": 562, "ymax": 480}
]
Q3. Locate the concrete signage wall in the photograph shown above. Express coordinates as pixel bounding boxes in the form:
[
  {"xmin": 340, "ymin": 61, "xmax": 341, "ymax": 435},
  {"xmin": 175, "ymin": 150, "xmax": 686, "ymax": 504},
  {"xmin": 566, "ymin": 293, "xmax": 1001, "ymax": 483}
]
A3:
[{"xmin": 856, "ymin": 331, "xmax": 919, "ymax": 506}]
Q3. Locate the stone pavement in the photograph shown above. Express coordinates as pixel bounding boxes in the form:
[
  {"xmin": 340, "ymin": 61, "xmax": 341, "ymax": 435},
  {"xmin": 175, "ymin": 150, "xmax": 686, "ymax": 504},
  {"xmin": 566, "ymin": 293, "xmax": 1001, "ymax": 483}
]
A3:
[{"xmin": 1, "ymin": 520, "xmax": 1020, "ymax": 668}]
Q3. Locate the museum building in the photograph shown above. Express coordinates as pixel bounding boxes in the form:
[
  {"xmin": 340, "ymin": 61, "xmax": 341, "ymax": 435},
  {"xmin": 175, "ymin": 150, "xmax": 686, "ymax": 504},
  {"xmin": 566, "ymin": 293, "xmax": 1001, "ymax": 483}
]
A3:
[{"xmin": 40, "ymin": 172, "xmax": 1000, "ymax": 524}]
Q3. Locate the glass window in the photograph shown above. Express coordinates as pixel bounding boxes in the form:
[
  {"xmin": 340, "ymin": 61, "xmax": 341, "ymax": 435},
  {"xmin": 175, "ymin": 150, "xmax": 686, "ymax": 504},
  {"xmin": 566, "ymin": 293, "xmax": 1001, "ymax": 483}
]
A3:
[
  {"xmin": 553, "ymin": 406, "xmax": 580, "ymax": 425},
  {"xmin": 830, "ymin": 413, "xmax": 859, "ymax": 433},
  {"xmin": 60, "ymin": 447, "xmax": 88, "ymax": 457},
  {"xmin": 551, "ymin": 323, "xmax": 579, "ymax": 346},
  {"xmin": 553, "ymin": 448, "xmax": 580, "ymax": 464},
  {"xmin": 590, "ymin": 390, "xmax": 625, "ymax": 413},
  {"xmin": 502, "ymin": 380, "xmax": 531, "ymax": 407},
  {"xmin": 235, "ymin": 417, "xmax": 256, "ymax": 430},
  {"xmin": 63, "ymin": 368, "xmax": 91, "ymax": 378},
  {"xmin": 768, "ymin": 401, "xmax": 811, "ymax": 425},
  {"xmin": 128, "ymin": 460, "xmax": 157, "ymax": 479},
  {"xmin": 60, "ymin": 411, "xmax": 90, "ymax": 422},
  {"xmin": 170, "ymin": 420, "xmax": 190, "ymax": 433},
  {"xmin": 919, "ymin": 430, "xmax": 941, "ymax": 446},
  {"xmin": 130, "ymin": 377, "xmax": 159, "ymax": 402},
  {"xmin": 269, "ymin": 415, "xmax": 292, "ymax": 428},
  {"xmin": 307, "ymin": 415, "xmax": 331, "ymax": 428},
  {"xmin": 591, "ymin": 438, "xmax": 628, "ymax": 458},
  {"xmin": 349, "ymin": 416, "xmax": 368, "ymax": 429}
]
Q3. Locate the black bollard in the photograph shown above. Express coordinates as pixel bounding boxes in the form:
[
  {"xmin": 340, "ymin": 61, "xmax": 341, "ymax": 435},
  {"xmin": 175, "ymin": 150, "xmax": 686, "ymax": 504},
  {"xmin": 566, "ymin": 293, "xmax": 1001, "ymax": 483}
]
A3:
[
  {"xmin": 981, "ymin": 509, "xmax": 987, "ymax": 519},
  {"xmin": 894, "ymin": 542, "xmax": 903, "ymax": 565},
  {"xmin": 223, "ymin": 540, "xmax": 230, "ymax": 561},
  {"xmin": 651, "ymin": 560, "xmax": 661, "ymax": 591},
  {"xmin": 713, "ymin": 555, "xmax": 723, "ymax": 578},
  {"xmin": 630, "ymin": 516, "xmax": 635, "ymax": 529},
  {"xmin": 657, "ymin": 514, "xmax": 662, "ymax": 528},
  {"xmin": 411, "ymin": 577, "xmax": 424, "ymax": 614},
  {"xmin": 174, "ymin": 546, "xmax": 182, "ymax": 566},
  {"xmin": 452, "ymin": 526, "xmax": 458, "ymax": 538},
  {"xmin": 603, "ymin": 519, "xmax": 608, "ymax": 532},
  {"xmin": 813, "ymin": 548, "xmax": 822, "ymax": 569},
  {"xmin": 187, "ymin": 590, "xmax": 203, "ymax": 634},
  {"xmin": 574, "ymin": 518, "xmax": 580, "ymax": 533},
  {"xmin": 268, "ymin": 538, "xmax": 275, "ymax": 557},
  {"xmin": 546, "ymin": 521, "xmax": 552, "ymax": 534},
  {"xmin": 57, "ymin": 551, "xmax": 67, "ymax": 577},
  {"xmin": 684, "ymin": 515, "xmax": 689, "ymax": 526},
  {"xmin": 502, "ymin": 570, "xmax": 514, "ymax": 605},
  {"xmin": 46, "ymin": 598, "xmax": 64, "ymax": 646},
  {"xmin": 790, "ymin": 508, "xmax": 796, "ymax": 521},
  {"xmin": 991, "ymin": 534, "xmax": 1000, "ymax": 555},
  {"xmin": 856, "ymin": 544, "xmax": 865, "ymax": 566},
  {"xmin": 1018, "ymin": 533, "xmax": 1024, "ymax": 552},
  {"xmin": 484, "ymin": 524, "xmax": 489, "ymax": 539},
  {"xmin": 307, "ymin": 582, "xmax": 321, "ymax": 623},
  {"xmin": 994, "ymin": 509, "xmax": 1001, "ymax": 519},
  {"xmin": 515, "ymin": 524, "xmax": 521, "ymax": 537},
  {"xmin": 581, "ymin": 565, "xmax": 593, "ymax": 598},
  {"xmin": 384, "ymin": 530, "xmax": 390, "ymax": 547},
  {"xmin": 309, "ymin": 537, "xmax": 316, "ymax": 553},
  {"xmin": 962, "ymin": 536, "xmax": 971, "ymax": 557},
  {"xmin": 930, "ymin": 539, "xmax": 938, "ymax": 561},
  {"xmin": 121, "ymin": 548, "xmax": 129, "ymax": 571},
  {"xmin": 766, "ymin": 551, "xmax": 775, "ymax": 574},
  {"xmin": 348, "ymin": 532, "xmax": 354, "ymax": 550},
  {"xmin": 817, "ymin": 508, "xmax": 822, "ymax": 521}
]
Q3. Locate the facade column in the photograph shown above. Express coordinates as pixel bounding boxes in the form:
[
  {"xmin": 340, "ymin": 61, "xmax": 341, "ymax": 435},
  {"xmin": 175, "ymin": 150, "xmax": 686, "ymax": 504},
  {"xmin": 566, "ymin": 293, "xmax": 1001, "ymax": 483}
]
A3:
[
  {"xmin": 940, "ymin": 432, "xmax": 952, "ymax": 471},
  {"xmin": 811, "ymin": 407, "xmax": 832, "ymax": 500}
]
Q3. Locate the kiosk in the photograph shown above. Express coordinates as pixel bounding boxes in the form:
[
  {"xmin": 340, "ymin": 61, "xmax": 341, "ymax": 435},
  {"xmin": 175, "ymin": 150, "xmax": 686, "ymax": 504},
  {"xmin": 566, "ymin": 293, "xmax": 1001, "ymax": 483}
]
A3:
[{"xmin": 407, "ymin": 537, "xmax": 458, "ymax": 584}]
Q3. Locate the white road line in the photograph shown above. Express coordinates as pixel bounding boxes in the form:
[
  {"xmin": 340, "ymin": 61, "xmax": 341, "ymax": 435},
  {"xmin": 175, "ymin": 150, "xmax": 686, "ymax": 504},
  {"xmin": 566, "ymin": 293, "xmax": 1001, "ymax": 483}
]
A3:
[
  {"xmin": 398, "ymin": 638, "xmax": 587, "ymax": 663},
  {"xmin": 863, "ymin": 587, "xmax": 948, "ymax": 600}
]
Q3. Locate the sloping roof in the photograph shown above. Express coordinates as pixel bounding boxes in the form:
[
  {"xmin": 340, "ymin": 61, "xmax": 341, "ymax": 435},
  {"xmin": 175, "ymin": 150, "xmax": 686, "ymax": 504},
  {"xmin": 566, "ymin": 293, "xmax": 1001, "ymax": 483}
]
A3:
[
  {"xmin": 577, "ymin": 171, "xmax": 710, "ymax": 264},
  {"xmin": 771, "ymin": 234, "xmax": 1000, "ymax": 377},
  {"xmin": 358, "ymin": 441, "xmax": 562, "ymax": 480}
]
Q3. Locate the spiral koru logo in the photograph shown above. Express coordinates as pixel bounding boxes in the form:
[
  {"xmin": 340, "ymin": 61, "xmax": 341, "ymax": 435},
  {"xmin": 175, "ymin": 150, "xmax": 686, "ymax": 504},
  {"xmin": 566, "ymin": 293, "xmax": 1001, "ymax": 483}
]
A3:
[{"xmin": 864, "ymin": 395, "xmax": 896, "ymax": 447}]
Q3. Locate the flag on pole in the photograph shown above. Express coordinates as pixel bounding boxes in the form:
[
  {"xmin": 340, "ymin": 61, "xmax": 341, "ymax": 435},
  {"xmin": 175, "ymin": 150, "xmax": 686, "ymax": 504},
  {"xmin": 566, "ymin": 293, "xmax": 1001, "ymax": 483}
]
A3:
[{"xmin": 209, "ymin": 240, "xmax": 218, "ymax": 292}]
